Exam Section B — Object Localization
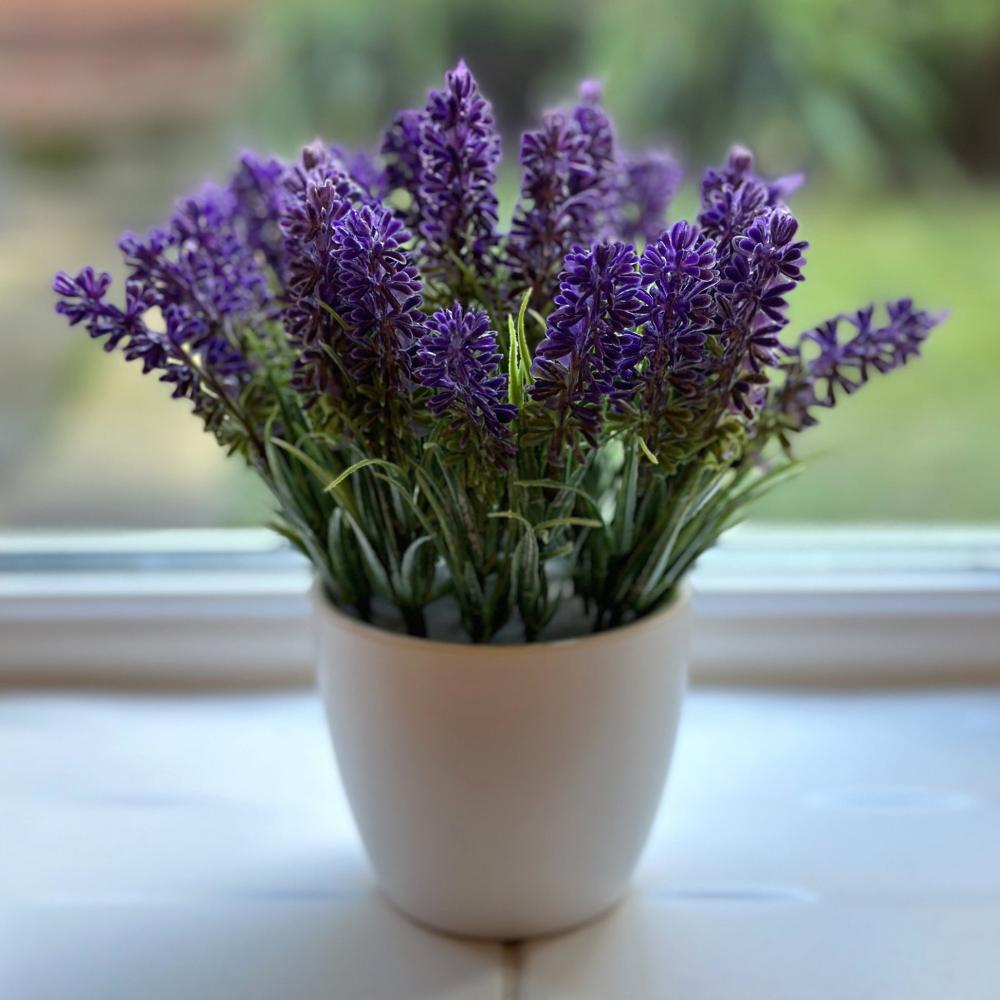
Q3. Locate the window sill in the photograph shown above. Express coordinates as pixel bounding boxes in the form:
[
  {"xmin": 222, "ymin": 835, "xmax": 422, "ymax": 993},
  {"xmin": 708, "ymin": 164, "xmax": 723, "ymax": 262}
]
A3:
[{"xmin": 2, "ymin": 526, "xmax": 999, "ymax": 686}]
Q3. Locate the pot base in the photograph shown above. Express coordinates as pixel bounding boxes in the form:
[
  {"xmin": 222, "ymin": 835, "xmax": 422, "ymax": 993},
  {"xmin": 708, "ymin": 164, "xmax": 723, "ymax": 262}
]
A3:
[{"xmin": 380, "ymin": 883, "xmax": 630, "ymax": 943}]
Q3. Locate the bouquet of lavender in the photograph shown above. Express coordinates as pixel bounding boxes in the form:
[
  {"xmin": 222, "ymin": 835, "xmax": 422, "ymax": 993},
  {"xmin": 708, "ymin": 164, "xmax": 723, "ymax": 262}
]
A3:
[{"xmin": 54, "ymin": 62, "xmax": 943, "ymax": 641}]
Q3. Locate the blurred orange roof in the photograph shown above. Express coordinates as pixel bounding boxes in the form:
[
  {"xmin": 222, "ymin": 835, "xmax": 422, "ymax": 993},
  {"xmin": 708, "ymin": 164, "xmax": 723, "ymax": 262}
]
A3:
[{"xmin": 0, "ymin": 0, "xmax": 252, "ymax": 134}]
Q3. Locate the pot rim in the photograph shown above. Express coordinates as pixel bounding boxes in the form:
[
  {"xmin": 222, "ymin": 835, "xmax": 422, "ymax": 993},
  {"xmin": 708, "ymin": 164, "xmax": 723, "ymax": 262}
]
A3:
[{"xmin": 311, "ymin": 577, "xmax": 691, "ymax": 655}]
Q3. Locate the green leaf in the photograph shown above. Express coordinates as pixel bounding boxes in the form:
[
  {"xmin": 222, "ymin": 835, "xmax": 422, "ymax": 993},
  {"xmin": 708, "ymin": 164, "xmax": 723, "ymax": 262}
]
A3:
[
  {"xmin": 325, "ymin": 457, "xmax": 404, "ymax": 492},
  {"xmin": 613, "ymin": 442, "xmax": 639, "ymax": 553},
  {"xmin": 343, "ymin": 512, "xmax": 392, "ymax": 598},
  {"xmin": 400, "ymin": 535, "xmax": 434, "ymax": 603},
  {"xmin": 533, "ymin": 516, "xmax": 604, "ymax": 534},
  {"xmin": 516, "ymin": 289, "xmax": 533, "ymax": 380},
  {"xmin": 264, "ymin": 433, "xmax": 323, "ymax": 531},
  {"xmin": 637, "ymin": 436, "xmax": 659, "ymax": 464},
  {"xmin": 507, "ymin": 315, "xmax": 522, "ymax": 407},
  {"xmin": 513, "ymin": 479, "xmax": 605, "ymax": 520},
  {"xmin": 412, "ymin": 465, "xmax": 467, "ymax": 570},
  {"xmin": 487, "ymin": 510, "xmax": 534, "ymax": 531},
  {"xmin": 316, "ymin": 299, "xmax": 348, "ymax": 329},
  {"xmin": 541, "ymin": 541, "xmax": 575, "ymax": 562},
  {"xmin": 513, "ymin": 529, "xmax": 543, "ymax": 639},
  {"xmin": 271, "ymin": 437, "xmax": 333, "ymax": 482},
  {"xmin": 635, "ymin": 470, "xmax": 729, "ymax": 606},
  {"xmin": 326, "ymin": 509, "xmax": 365, "ymax": 606}
]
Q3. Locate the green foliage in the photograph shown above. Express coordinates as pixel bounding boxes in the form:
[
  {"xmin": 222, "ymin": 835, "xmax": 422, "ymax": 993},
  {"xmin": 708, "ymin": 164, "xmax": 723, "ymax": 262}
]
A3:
[
  {"xmin": 246, "ymin": 0, "xmax": 1000, "ymax": 186},
  {"xmin": 226, "ymin": 299, "xmax": 799, "ymax": 643}
]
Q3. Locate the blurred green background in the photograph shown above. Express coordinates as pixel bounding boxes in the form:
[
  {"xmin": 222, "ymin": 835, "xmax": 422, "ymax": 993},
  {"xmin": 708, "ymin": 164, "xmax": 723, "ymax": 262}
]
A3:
[{"xmin": 1, "ymin": 0, "xmax": 997, "ymax": 527}]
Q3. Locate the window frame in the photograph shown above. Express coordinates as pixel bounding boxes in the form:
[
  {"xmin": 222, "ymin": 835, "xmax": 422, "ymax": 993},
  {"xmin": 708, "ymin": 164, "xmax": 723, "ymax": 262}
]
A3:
[{"xmin": 2, "ymin": 526, "xmax": 998, "ymax": 686}]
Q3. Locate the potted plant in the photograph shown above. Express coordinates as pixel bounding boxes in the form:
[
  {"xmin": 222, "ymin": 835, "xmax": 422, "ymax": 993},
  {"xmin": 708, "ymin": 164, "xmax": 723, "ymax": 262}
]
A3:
[{"xmin": 54, "ymin": 61, "xmax": 943, "ymax": 940}]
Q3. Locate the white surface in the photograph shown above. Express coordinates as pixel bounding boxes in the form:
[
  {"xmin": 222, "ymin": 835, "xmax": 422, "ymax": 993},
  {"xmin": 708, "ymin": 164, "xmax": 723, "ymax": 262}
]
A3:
[
  {"xmin": 1, "ymin": 688, "xmax": 999, "ymax": 998},
  {"xmin": 0, "ymin": 693, "xmax": 503, "ymax": 1000},
  {"xmin": 525, "ymin": 689, "xmax": 1000, "ymax": 999},
  {"xmin": 314, "ymin": 584, "xmax": 688, "ymax": 938}
]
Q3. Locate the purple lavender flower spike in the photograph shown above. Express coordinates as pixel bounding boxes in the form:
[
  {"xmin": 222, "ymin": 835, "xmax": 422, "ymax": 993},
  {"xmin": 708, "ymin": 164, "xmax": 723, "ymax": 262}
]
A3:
[
  {"xmin": 643, "ymin": 221, "xmax": 719, "ymax": 286},
  {"xmin": 104, "ymin": 183, "xmax": 268, "ymax": 435},
  {"xmin": 280, "ymin": 173, "xmax": 356, "ymax": 405},
  {"xmin": 568, "ymin": 80, "xmax": 620, "ymax": 243},
  {"xmin": 282, "ymin": 179, "xmax": 352, "ymax": 302},
  {"xmin": 172, "ymin": 188, "xmax": 271, "ymax": 318},
  {"xmin": 229, "ymin": 152, "xmax": 289, "ymax": 277},
  {"xmin": 284, "ymin": 141, "xmax": 366, "ymax": 203},
  {"xmin": 53, "ymin": 267, "xmax": 118, "ymax": 339},
  {"xmin": 776, "ymin": 299, "xmax": 943, "ymax": 434},
  {"xmin": 733, "ymin": 210, "xmax": 807, "ymax": 285},
  {"xmin": 768, "ymin": 172, "xmax": 805, "ymax": 204},
  {"xmin": 418, "ymin": 60, "xmax": 501, "ymax": 283},
  {"xmin": 531, "ymin": 240, "xmax": 647, "ymax": 447},
  {"xmin": 331, "ymin": 203, "xmax": 424, "ymax": 398},
  {"xmin": 416, "ymin": 303, "xmax": 517, "ymax": 464},
  {"xmin": 698, "ymin": 145, "xmax": 803, "ymax": 266},
  {"xmin": 381, "ymin": 108, "xmax": 424, "ymax": 226},
  {"xmin": 702, "ymin": 201, "xmax": 809, "ymax": 417},
  {"xmin": 120, "ymin": 184, "xmax": 271, "ymax": 329},
  {"xmin": 637, "ymin": 222, "xmax": 720, "ymax": 401},
  {"xmin": 507, "ymin": 110, "xmax": 590, "ymax": 303},
  {"xmin": 341, "ymin": 148, "xmax": 385, "ymax": 202},
  {"xmin": 278, "ymin": 141, "xmax": 379, "ymax": 404},
  {"xmin": 619, "ymin": 150, "xmax": 683, "ymax": 245},
  {"xmin": 721, "ymin": 207, "xmax": 808, "ymax": 373},
  {"xmin": 53, "ymin": 268, "xmax": 246, "ymax": 433}
]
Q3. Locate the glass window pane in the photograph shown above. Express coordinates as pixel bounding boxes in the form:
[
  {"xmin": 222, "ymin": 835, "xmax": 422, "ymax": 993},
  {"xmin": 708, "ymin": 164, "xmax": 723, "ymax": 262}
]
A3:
[{"xmin": 3, "ymin": 1, "xmax": 995, "ymax": 529}]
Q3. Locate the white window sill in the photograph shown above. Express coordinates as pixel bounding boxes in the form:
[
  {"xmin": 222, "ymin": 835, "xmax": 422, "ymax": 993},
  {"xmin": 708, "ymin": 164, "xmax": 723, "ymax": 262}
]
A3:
[
  {"xmin": 2, "ymin": 526, "xmax": 999, "ymax": 685},
  {"xmin": 2, "ymin": 687, "xmax": 998, "ymax": 998}
]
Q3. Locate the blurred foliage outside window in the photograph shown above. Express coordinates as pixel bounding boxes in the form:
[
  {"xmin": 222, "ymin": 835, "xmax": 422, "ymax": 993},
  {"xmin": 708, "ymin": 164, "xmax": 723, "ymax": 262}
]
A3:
[{"xmin": 1, "ymin": 0, "xmax": 998, "ymax": 528}]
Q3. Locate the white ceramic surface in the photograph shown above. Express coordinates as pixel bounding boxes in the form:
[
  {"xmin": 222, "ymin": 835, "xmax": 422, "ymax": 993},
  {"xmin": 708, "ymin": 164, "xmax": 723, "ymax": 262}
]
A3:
[{"xmin": 313, "ymin": 584, "xmax": 691, "ymax": 940}]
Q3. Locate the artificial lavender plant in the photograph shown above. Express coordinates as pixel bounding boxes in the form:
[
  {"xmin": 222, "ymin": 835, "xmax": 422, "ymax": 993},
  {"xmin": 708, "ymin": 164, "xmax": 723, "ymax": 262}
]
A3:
[{"xmin": 54, "ymin": 63, "xmax": 944, "ymax": 641}]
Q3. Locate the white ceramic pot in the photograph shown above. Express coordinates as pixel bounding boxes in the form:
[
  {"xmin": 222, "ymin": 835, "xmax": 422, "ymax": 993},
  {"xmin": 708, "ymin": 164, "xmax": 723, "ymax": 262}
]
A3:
[{"xmin": 313, "ymin": 583, "xmax": 691, "ymax": 940}]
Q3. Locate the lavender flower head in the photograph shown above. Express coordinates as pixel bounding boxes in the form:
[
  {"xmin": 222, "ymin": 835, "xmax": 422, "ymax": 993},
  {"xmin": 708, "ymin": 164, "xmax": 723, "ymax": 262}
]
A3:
[
  {"xmin": 722, "ymin": 209, "xmax": 807, "ymax": 340},
  {"xmin": 380, "ymin": 109, "xmax": 423, "ymax": 227},
  {"xmin": 332, "ymin": 203, "xmax": 424, "ymax": 399},
  {"xmin": 55, "ymin": 183, "xmax": 269, "ymax": 446},
  {"xmin": 54, "ymin": 266, "xmax": 135, "ymax": 350},
  {"xmin": 120, "ymin": 183, "xmax": 272, "ymax": 328},
  {"xmin": 694, "ymin": 145, "xmax": 812, "ymax": 418},
  {"xmin": 638, "ymin": 221, "xmax": 720, "ymax": 397},
  {"xmin": 418, "ymin": 60, "xmax": 501, "ymax": 284},
  {"xmin": 507, "ymin": 110, "xmax": 590, "ymax": 303},
  {"xmin": 776, "ymin": 299, "xmax": 944, "ymax": 432},
  {"xmin": 716, "ymin": 206, "xmax": 808, "ymax": 418},
  {"xmin": 566, "ymin": 80, "xmax": 620, "ymax": 244},
  {"xmin": 280, "ymin": 154, "xmax": 362, "ymax": 406},
  {"xmin": 619, "ymin": 150, "xmax": 683, "ymax": 245},
  {"xmin": 699, "ymin": 145, "xmax": 775, "ymax": 260},
  {"xmin": 228, "ymin": 151, "xmax": 290, "ymax": 277},
  {"xmin": 416, "ymin": 303, "xmax": 516, "ymax": 464},
  {"xmin": 52, "ymin": 265, "xmax": 247, "ymax": 438},
  {"xmin": 532, "ymin": 240, "xmax": 647, "ymax": 447}
]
